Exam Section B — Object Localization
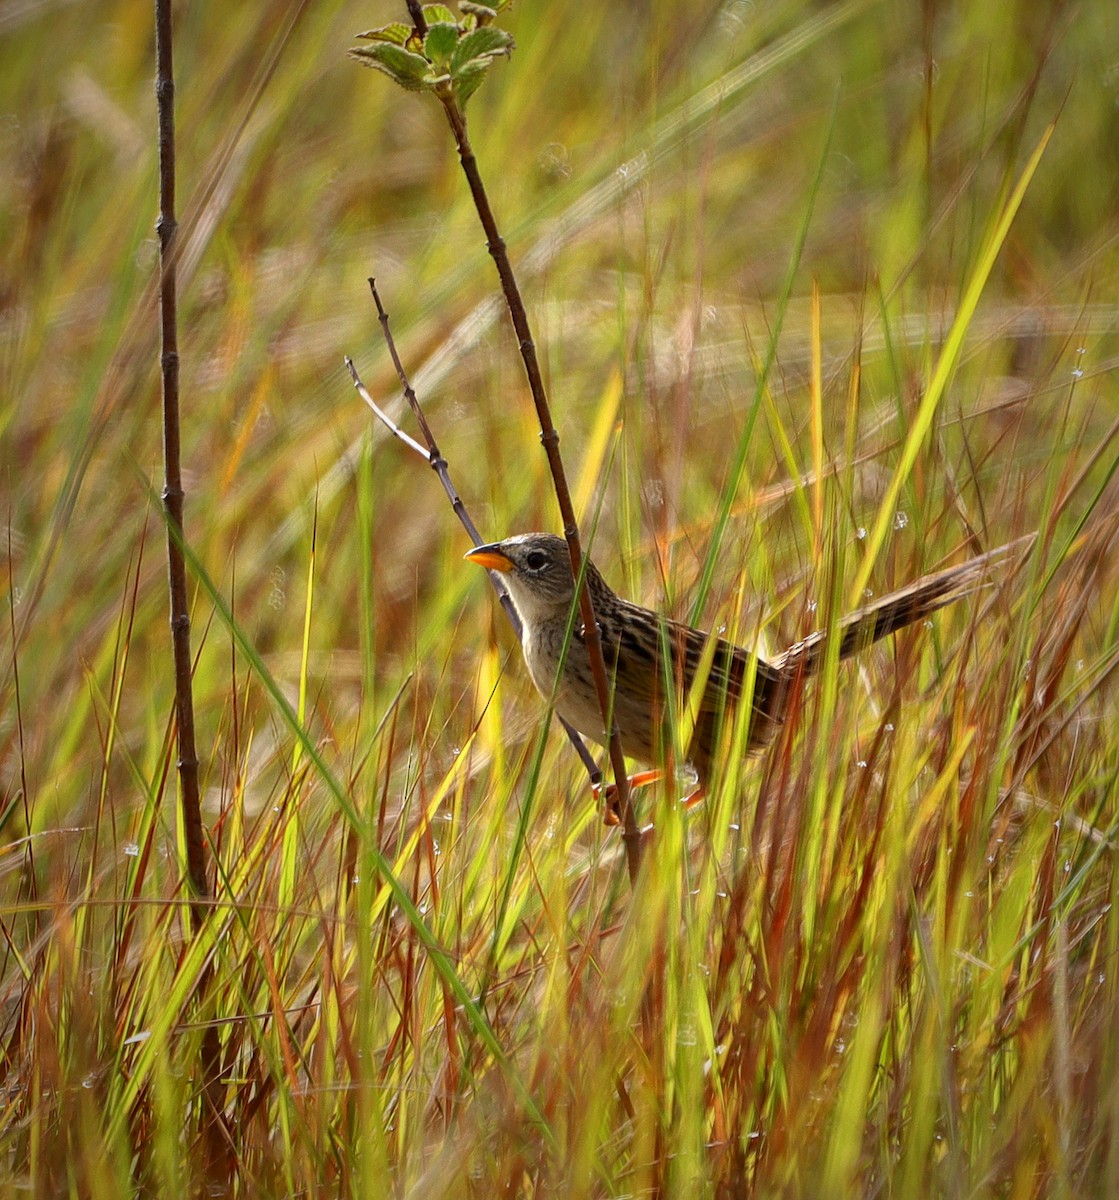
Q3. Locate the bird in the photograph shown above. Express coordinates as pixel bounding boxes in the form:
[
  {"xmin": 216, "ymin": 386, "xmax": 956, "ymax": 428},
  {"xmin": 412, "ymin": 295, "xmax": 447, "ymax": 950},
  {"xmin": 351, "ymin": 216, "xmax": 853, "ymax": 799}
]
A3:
[{"xmin": 465, "ymin": 532, "xmax": 1027, "ymax": 807}]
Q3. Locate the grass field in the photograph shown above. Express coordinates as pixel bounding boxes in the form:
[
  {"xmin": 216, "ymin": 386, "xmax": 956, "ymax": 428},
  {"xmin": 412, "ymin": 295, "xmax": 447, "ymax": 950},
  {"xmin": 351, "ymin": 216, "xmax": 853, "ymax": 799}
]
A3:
[{"xmin": 3, "ymin": 0, "xmax": 1119, "ymax": 1194}]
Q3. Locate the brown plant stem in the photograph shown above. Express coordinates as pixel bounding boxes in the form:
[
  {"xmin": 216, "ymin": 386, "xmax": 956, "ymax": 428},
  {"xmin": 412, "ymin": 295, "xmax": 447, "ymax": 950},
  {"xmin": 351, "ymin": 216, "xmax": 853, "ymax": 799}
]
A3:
[
  {"xmin": 345, "ymin": 354, "xmax": 603, "ymax": 780},
  {"xmin": 405, "ymin": 0, "xmax": 428, "ymax": 38},
  {"xmin": 350, "ymin": 284, "xmax": 602, "ymax": 783},
  {"xmin": 435, "ymin": 91, "xmax": 643, "ymax": 880},
  {"xmin": 155, "ymin": 0, "xmax": 228, "ymax": 1183},
  {"xmin": 155, "ymin": 0, "xmax": 206, "ymax": 923}
]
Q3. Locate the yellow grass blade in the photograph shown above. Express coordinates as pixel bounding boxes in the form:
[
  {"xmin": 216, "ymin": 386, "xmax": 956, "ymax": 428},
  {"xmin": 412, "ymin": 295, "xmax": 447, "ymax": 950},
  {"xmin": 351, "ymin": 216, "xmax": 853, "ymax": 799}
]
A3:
[{"xmin": 850, "ymin": 121, "xmax": 1054, "ymax": 602}]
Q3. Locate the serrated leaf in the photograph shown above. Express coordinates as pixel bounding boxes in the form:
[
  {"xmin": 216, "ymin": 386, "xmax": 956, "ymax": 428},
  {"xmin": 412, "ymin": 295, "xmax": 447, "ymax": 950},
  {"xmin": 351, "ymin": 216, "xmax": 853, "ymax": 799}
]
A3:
[
  {"xmin": 424, "ymin": 22, "xmax": 460, "ymax": 71},
  {"xmin": 348, "ymin": 43, "xmax": 431, "ymax": 91},
  {"xmin": 423, "ymin": 4, "xmax": 457, "ymax": 23},
  {"xmin": 461, "ymin": 2, "xmax": 498, "ymax": 19},
  {"xmin": 453, "ymin": 61, "xmax": 490, "ymax": 106},
  {"xmin": 354, "ymin": 22, "xmax": 411, "ymax": 46},
  {"xmin": 450, "ymin": 25, "xmax": 513, "ymax": 73},
  {"xmin": 348, "ymin": 53, "xmax": 419, "ymax": 90}
]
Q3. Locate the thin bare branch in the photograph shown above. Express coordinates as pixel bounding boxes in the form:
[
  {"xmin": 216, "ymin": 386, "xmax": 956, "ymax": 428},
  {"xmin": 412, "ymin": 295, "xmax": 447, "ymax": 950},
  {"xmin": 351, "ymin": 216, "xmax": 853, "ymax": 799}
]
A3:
[
  {"xmin": 345, "ymin": 326, "xmax": 601, "ymax": 785},
  {"xmin": 435, "ymin": 91, "xmax": 642, "ymax": 878},
  {"xmin": 155, "ymin": 0, "xmax": 207, "ymax": 919},
  {"xmin": 155, "ymin": 0, "xmax": 228, "ymax": 1176}
]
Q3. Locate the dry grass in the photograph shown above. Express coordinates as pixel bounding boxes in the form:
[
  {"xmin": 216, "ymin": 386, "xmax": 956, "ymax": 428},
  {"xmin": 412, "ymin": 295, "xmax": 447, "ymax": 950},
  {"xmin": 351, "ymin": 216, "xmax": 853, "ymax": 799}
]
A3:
[{"xmin": 2, "ymin": 0, "xmax": 1119, "ymax": 1194}]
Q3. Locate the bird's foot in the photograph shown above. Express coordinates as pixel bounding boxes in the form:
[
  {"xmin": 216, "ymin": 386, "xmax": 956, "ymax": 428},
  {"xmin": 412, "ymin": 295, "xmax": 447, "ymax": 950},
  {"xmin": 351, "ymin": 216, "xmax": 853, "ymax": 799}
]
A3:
[
  {"xmin": 595, "ymin": 769, "xmax": 664, "ymax": 825},
  {"xmin": 595, "ymin": 771, "xmax": 704, "ymax": 824},
  {"xmin": 681, "ymin": 785, "xmax": 706, "ymax": 811}
]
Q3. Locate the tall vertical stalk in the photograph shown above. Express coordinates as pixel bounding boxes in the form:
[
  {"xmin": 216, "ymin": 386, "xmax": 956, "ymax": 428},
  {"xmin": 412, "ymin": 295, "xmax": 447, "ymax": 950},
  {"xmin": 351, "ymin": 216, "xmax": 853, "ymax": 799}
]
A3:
[
  {"xmin": 155, "ymin": 0, "xmax": 208, "ymax": 919},
  {"xmin": 354, "ymin": 5, "xmax": 644, "ymax": 877},
  {"xmin": 430, "ymin": 72, "xmax": 643, "ymax": 880},
  {"xmin": 154, "ymin": 0, "xmax": 227, "ymax": 1181}
]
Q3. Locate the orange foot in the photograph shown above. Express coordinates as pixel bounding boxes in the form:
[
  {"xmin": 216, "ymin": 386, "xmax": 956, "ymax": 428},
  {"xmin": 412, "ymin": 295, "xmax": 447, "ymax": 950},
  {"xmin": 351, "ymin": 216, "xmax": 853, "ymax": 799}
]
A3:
[
  {"xmin": 593, "ymin": 771, "xmax": 705, "ymax": 825},
  {"xmin": 594, "ymin": 769, "xmax": 664, "ymax": 825},
  {"xmin": 681, "ymin": 786, "xmax": 706, "ymax": 811}
]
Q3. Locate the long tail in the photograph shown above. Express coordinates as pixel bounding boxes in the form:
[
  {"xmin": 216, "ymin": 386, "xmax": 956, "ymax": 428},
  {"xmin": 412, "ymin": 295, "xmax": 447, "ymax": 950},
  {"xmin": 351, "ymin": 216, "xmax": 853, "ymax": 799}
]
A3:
[{"xmin": 772, "ymin": 534, "xmax": 1035, "ymax": 677}]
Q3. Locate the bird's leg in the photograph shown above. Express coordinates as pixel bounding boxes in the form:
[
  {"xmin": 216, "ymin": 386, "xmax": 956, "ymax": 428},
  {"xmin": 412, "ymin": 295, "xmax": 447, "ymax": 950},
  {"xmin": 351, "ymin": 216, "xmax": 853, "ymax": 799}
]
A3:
[
  {"xmin": 594, "ymin": 769, "xmax": 665, "ymax": 824},
  {"xmin": 593, "ymin": 768, "xmax": 665, "ymax": 802},
  {"xmin": 680, "ymin": 785, "xmax": 705, "ymax": 811},
  {"xmin": 594, "ymin": 770, "xmax": 704, "ymax": 823},
  {"xmin": 601, "ymin": 779, "xmax": 704, "ymax": 823}
]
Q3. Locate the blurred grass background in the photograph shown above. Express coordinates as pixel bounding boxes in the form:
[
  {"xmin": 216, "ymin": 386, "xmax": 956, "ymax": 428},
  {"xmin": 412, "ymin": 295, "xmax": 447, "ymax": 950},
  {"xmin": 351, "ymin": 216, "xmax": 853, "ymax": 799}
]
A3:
[{"xmin": 2, "ymin": 0, "xmax": 1119, "ymax": 1194}]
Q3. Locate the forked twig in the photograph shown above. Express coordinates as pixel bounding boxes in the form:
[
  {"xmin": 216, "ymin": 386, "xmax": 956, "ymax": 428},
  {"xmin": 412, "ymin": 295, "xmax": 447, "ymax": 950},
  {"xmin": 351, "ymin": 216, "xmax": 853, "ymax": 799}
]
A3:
[
  {"xmin": 345, "ymin": 283, "xmax": 601, "ymax": 784},
  {"xmin": 347, "ymin": 4, "xmax": 643, "ymax": 878}
]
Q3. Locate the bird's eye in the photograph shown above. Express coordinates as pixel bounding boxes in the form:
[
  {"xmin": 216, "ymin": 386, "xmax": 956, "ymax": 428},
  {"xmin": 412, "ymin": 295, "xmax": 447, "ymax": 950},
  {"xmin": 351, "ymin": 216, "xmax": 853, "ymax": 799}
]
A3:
[{"xmin": 525, "ymin": 550, "xmax": 548, "ymax": 571}]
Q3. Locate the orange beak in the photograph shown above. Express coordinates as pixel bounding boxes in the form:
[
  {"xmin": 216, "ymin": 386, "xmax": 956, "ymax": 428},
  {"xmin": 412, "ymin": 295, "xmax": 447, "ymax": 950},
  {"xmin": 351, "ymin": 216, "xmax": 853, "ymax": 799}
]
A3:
[{"xmin": 464, "ymin": 543, "xmax": 515, "ymax": 573}]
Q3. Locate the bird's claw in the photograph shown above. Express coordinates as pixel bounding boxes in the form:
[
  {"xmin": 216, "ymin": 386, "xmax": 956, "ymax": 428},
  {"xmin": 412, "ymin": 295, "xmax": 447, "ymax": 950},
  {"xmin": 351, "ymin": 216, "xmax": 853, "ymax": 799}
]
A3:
[{"xmin": 594, "ymin": 770, "xmax": 702, "ymax": 825}]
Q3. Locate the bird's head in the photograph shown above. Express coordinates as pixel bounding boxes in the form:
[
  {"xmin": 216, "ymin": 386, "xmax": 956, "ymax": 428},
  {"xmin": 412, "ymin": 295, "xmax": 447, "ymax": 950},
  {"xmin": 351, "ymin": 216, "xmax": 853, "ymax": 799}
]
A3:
[{"xmin": 465, "ymin": 532, "xmax": 610, "ymax": 626}]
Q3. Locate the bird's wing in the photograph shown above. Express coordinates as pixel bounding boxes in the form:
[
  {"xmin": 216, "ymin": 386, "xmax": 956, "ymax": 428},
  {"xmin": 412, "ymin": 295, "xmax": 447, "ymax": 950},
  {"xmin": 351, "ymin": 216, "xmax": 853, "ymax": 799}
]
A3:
[{"xmin": 603, "ymin": 606, "xmax": 786, "ymax": 726}]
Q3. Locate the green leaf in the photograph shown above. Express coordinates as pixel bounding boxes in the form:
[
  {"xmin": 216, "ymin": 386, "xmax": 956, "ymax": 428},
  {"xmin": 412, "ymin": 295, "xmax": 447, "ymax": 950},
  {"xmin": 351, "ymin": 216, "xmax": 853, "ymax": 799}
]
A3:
[
  {"xmin": 423, "ymin": 22, "xmax": 461, "ymax": 71},
  {"xmin": 353, "ymin": 22, "xmax": 411, "ymax": 46},
  {"xmin": 348, "ymin": 43, "xmax": 431, "ymax": 91},
  {"xmin": 450, "ymin": 25, "xmax": 513, "ymax": 73},
  {"xmin": 453, "ymin": 61, "xmax": 490, "ymax": 106},
  {"xmin": 461, "ymin": 2, "xmax": 498, "ymax": 19},
  {"xmin": 422, "ymin": 4, "xmax": 457, "ymax": 23}
]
